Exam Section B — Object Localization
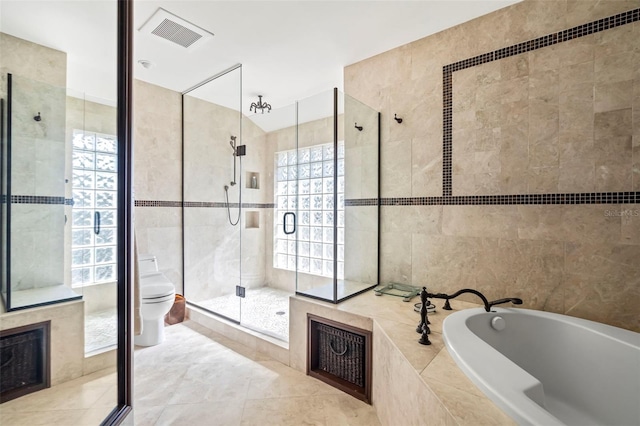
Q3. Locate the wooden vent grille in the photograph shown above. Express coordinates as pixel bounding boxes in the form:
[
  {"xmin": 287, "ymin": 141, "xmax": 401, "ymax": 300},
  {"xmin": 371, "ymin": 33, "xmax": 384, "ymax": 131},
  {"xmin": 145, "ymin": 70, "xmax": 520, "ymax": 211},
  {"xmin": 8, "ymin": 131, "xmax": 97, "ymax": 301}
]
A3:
[
  {"xmin": 308, "ymin": 315, "xmax": 371, "ymax": 403},
  {"xmin": 0, "ymin": 321, "xmax": 51, "ymax": 403}
]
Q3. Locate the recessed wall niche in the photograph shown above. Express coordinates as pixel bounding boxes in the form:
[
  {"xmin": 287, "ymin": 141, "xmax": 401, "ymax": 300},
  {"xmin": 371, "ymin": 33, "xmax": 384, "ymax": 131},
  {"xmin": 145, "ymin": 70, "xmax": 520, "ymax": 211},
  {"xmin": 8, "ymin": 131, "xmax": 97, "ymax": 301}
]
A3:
[
  {"xmin": 246, "ymin": 171, "xmax": 260, "ymax": 189},
  {"xmin": 245, "ymin": 211, "xmax": 259, "ymax": 229}
]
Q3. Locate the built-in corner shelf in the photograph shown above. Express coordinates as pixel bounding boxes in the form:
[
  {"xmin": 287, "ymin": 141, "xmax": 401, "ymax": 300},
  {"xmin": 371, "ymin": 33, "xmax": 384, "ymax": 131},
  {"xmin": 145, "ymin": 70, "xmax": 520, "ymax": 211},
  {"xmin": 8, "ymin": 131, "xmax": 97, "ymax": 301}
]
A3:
[
  {"xmin": 246, "ymin": 172, "xmax": 260, "ymax": 189},
  {"xmin": 245, "ymin": 211, "xmax": 260, "ymax": 229}
]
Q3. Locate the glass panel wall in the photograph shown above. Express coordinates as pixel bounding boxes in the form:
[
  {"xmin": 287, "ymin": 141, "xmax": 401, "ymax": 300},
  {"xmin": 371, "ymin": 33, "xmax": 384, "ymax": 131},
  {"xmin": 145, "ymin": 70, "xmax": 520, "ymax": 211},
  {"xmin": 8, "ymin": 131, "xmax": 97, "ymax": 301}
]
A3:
[
  {"xmin": 1, "ymin": 73, "xmax": 82, "ymax": 310},
  {"xmin": 183, "ymin": 85, "xmax": 379, "ymax": 342},
  {"xmin": 0, "ymin": 0, "xmax": 121, "ymax": 419},
  {"xmin": 342, "ymin": 93, "xmax": 380, "ymax": 297},
  {"xmin": 293, "ymin": 89, "xmax": 380, "ymax": 303},
  {"xmin": 240, "ymin": 102, "xmax": 296, "ymax": 341},
  {"xmin": 182, "ymin": 65, "xmax": 243, "ymax": 322}
]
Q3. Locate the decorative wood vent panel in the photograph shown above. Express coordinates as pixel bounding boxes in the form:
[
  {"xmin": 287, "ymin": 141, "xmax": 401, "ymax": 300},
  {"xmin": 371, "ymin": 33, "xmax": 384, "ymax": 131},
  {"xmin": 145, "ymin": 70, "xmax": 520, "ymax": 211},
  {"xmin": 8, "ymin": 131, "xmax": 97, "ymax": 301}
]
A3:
[
  {"xmin": 307, "ymin": 314, "xmax": 371, "ymax": 403},
  {"xmin": 0, "ymin": 321, "xmax": 51, "ymax": 403}
]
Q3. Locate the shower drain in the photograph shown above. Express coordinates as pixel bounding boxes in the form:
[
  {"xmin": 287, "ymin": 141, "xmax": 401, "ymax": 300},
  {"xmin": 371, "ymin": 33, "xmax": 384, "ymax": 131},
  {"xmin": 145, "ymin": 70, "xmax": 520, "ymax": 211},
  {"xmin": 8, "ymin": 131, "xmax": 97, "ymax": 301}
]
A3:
[{"xmin": 275, "ymin": 311, "xmax": 286, "ymax": 315}]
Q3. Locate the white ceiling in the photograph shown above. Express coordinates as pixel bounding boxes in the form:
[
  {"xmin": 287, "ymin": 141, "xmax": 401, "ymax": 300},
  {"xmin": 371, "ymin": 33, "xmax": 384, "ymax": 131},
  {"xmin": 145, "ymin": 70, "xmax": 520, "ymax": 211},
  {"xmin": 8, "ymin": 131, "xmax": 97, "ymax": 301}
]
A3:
[{"xmin": 1, "ymin": 0, "xmax": 520, "ymax": 121}]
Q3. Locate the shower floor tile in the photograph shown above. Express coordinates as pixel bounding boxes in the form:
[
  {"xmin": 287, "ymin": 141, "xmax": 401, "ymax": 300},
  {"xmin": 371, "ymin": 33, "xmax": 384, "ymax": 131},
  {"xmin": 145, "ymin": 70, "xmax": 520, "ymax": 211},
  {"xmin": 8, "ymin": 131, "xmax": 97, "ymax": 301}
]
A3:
[
  {"xmin": 197, "ymin": 286, "xmax": 291, "ymax": 342},
  {"xmin": 85, "ymin": 308, "xmax": 118, "ymax": 354}
]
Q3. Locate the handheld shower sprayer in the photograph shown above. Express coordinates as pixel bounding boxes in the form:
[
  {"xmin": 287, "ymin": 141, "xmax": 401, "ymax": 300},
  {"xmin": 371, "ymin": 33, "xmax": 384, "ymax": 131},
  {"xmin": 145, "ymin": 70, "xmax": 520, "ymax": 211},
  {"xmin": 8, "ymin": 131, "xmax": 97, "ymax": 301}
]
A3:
[
  {"xmin": 224, "ymin": 135, "xmax": 241, "ymax": 226},
  {"xmin": 229, "ymin": 135, "xmax": 238, "ymax": 186}
]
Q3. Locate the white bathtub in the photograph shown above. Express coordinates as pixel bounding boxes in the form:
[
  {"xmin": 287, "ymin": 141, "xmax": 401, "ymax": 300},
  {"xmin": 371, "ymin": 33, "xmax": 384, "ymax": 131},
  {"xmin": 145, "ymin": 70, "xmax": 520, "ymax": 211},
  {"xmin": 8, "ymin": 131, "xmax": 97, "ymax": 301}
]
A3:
[{"xmin": 442, "ymin": 307, "xmax": 640, "ymax": 426}]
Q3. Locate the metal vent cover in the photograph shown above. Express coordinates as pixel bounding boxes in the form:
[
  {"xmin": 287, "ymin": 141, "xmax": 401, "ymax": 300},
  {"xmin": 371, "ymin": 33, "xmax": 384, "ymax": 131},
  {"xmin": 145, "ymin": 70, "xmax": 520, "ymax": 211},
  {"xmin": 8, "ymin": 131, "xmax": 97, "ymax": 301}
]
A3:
[{"xmin": 139, "ymin": 8, "xmax": 213, "ymax": 50}]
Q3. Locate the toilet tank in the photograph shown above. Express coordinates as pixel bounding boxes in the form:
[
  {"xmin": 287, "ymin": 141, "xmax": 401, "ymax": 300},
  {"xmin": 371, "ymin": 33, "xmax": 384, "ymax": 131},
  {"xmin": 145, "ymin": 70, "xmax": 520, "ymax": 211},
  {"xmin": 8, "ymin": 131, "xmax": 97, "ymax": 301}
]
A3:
[{"xmin": 138, "ymin": 254, "xmax": 159, "ymax": 275}]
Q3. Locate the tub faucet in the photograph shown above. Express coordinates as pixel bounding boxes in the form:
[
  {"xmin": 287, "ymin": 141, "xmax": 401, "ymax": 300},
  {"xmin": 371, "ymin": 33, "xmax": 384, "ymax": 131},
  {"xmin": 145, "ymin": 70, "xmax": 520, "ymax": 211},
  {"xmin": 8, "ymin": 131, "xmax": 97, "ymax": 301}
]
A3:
[
  {"xmin": 416, "ymin": 287, "xmax": 523, "ymax": 345},
  {"xmin": 488, "ymin": 297, "xmax": 523, "ymax": 309}
]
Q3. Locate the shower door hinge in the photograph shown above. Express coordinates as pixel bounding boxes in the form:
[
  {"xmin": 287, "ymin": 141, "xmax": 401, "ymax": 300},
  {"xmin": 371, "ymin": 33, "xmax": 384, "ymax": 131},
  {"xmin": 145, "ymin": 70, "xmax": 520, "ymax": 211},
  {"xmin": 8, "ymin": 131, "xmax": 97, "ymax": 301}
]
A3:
[
  {"xmin": 236, "ymin": 285, "xmax": 246, "ymax": 298},
  {"xmin": 236, "ymin": 145, "xmax": 246, "ymax": 156}
]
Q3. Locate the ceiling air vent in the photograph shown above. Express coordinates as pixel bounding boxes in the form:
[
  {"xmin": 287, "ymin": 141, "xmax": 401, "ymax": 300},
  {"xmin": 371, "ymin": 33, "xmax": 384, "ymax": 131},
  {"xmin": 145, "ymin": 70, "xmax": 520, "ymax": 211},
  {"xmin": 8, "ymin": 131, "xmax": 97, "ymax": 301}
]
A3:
[{"xmin": 139, "ymin": 8, "xmax": 213, "ymax": 50}]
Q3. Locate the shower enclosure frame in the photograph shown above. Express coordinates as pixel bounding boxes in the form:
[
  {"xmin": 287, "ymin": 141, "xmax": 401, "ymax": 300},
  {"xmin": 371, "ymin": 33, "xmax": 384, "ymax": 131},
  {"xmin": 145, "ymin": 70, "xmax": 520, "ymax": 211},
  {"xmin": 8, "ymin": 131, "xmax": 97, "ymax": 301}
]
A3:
[
  {"xmin": 292, "ymin": 88, "xmax": 381, "ymax": 304},
  {"xmin": 181, "ymin": 63, "xmax": 245, "ymax": 324},
  {"xmin": 181, "ymin": 81, "xmax": 381, "ymax": 338}
]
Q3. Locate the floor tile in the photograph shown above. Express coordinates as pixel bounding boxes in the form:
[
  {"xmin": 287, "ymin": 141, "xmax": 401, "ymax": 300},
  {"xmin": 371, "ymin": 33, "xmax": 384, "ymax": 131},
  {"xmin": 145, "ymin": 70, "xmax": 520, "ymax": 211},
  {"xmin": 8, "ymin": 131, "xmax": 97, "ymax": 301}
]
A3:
[{"xmin": 0, "ymin": 321, "xmax": 380, "ymax": 426}]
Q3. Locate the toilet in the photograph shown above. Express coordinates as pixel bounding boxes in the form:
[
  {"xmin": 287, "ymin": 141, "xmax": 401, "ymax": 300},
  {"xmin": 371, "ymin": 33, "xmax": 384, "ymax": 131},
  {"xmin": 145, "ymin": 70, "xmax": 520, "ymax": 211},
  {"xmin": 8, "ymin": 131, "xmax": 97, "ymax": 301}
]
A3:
[{"xmin": 134, "ymin": 254, "xmax": 176, "ymax": 347}]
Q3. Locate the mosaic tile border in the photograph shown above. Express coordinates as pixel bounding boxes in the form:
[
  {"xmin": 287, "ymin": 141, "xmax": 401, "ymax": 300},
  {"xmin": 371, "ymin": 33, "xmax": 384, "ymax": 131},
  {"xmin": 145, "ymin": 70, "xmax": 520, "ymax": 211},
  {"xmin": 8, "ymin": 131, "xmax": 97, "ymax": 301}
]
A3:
[
  {"xmin": 134, "ymin": 200, "xmax": 276, "ymax": 209},
  {"xmin": 345, "ymin": 199, "xmax": 379, "ymax": 207},
  {"xmin": 135, "ymin": 200, "xmax": 182, "ymax": 207},
  {"xmin": 1, "ymin": 195, "xmax": 72, "ymax": 205},
  {"xmin": 442, "ymin": 8, "xmax": 640, "ymax": 200},
  {"xmin": 381, "ymin": 192, "xmax": 639, "ymax": 206}
]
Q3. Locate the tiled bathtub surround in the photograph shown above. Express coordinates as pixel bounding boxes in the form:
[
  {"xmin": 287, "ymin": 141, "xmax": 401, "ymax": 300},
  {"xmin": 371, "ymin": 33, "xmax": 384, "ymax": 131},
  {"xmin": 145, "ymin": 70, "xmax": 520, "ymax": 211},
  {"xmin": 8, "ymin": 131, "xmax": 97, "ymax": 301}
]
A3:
[
  {"xmin": 345, "ymin": 0, "xmax": 640, "ymax": 332},
  {"xmin": 449, "ymin": 9, "xmax": 639, "ymax": 196}
]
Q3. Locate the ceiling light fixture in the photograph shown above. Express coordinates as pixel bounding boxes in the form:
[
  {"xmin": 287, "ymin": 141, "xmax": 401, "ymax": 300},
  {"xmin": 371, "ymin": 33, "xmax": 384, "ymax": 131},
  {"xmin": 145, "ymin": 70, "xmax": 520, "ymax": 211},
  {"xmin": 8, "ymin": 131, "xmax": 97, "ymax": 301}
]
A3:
[{"xmin": 249, "ymin": 95, "xmax": 271, "ymax": 114}]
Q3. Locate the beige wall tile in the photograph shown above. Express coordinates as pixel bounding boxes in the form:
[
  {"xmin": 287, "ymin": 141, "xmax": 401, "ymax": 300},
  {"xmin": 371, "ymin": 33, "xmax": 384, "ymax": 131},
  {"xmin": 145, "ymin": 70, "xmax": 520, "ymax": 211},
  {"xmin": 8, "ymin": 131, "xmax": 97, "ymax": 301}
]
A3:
[
  {"xmin": 0, "ymin": 301, "xmax": 85, "ymax": 385},
  {"xmin": 559, "ymin": 33, "xmax": 595, "ymax": 66},
  {"xmin": 594, "ymin": 80, "xmax": 634, "ymax": 113},
  {"xmin": 0, "ymin": 33, "xmax": 66, "ymax": 87},
  {"xmin": 345, "ymin": 0, "xmax": 638, "ymax": 331},
  {"xmin": 134, "ymin": 80, "xmax": 182, "ymax": 202},
  {"xmin": 563, "ymin": 240, "xmax": 640, "ymax": 330},
  {"xmin": 442, "ymin": 205, "xmax": 519, "ymax": 239},
  {"xmin": 595, "ymin": 51, "xmax": 635, "ymax": 84},
  {"xmin": 621, "ymin": 204, "xmax": 640, "ymax": 244}
]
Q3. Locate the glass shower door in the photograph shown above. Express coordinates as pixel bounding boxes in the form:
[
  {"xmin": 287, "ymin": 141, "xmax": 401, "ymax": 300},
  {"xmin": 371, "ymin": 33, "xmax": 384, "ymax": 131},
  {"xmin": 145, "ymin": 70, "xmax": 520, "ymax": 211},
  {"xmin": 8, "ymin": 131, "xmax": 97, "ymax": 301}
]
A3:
[
  {"xmin": 293, "ymin": 90, "xmax": 339, "ymax": 301},
  {"xmin": 240, "ymin": 102, "xmax": 297, "ymax": 341},
  {"xmin": 182, "ymin": 65, "xmax": 242, "ymax": 322}
]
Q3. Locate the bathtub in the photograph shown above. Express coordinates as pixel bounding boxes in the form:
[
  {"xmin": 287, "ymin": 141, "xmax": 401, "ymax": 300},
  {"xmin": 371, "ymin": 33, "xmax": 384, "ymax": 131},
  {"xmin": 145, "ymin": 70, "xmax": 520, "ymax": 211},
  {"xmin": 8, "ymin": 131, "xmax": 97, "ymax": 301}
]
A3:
[{"xmin": 442, "ymin": 307, "xmax": 640, "ymax": 426}]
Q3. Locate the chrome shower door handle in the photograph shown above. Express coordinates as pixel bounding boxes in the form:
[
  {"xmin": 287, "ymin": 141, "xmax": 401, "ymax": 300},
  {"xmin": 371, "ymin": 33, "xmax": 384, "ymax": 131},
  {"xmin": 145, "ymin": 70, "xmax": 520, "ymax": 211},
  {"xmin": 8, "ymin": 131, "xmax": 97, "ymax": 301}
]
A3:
[
  {"xmin": 94, "ymin": 211, "xmax": 101, "ymax": 235},
  {"xmin": 283, "ymin": 212, "xmax": 296, "ymax": 235}
]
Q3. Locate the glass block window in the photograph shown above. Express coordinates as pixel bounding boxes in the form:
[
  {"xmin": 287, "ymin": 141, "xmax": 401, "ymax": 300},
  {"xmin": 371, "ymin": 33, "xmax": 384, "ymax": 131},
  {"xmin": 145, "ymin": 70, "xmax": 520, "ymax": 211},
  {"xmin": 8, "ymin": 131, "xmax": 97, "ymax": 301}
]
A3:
[
  {"xmin": 274, "ymin": 142, "xmax": 344, "ymax": 279},
  {"xmin": 71, "ymin": 129, "xmax": 118, "ymax": 286}
]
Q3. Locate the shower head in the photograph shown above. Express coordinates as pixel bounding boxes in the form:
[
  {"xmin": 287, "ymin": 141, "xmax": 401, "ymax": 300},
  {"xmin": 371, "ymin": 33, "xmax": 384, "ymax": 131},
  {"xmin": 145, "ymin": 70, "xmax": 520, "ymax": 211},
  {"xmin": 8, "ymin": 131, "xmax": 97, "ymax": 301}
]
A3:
[{"xmin": 224, "ymin": 185, "xmax": 229, "ymax": 191}]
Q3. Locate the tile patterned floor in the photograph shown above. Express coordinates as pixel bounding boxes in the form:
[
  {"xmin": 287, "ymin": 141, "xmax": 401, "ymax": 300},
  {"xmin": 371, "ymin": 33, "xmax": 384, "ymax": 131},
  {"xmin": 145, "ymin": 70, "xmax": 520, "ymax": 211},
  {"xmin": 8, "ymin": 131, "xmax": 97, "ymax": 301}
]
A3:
[
  {"xmin": 198, "ymin": 287, "xmax": 291, "ymax": 342},
  {"xmin": 0, "ymin": 321, "xmax": 380, "ymax": 426}
]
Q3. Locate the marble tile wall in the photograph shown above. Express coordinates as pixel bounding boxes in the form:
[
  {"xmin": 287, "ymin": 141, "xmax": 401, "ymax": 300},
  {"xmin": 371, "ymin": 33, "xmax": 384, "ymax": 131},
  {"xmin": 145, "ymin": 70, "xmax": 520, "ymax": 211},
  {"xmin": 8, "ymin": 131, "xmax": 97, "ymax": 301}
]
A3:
[
  {"xmin": 0, "ymin": 33, "xmax": 67, "ymax": 292},
  {"xmin": 133, "ymin": 80, "xmax": 184, "ymax": 293},
  {"xmin": 181, "ymin": 90, "xmax": 269, "ymax": 302},
  {"xmin": 344, "ymin": 94, "xmax": 379, "ymax": 284},
  {"xmin": 452, "ymin": 23, "xmax": 637, "ymax": 194},
  {"xmin": 344, "ymin": 0, "xmax": 640, "ymax": 332},
  {"xmin": 0, "ymin": 301, "xmax": 85, "ymax": 386},
  {"xmin": 135, "ymin": 86, "xmax": 380, "ymax": 302}
]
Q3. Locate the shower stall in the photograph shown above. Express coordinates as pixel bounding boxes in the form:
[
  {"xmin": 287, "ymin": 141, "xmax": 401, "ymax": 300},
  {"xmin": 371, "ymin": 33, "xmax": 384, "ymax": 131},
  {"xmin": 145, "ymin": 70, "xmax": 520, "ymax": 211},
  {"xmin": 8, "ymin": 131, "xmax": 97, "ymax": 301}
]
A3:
[
  {"xmin": 182, "ymin": 64, "xmax": 379, "ymax": 342},
  {"xmin": 1, "ymin": 71, "xmax": 118, "ymax": 355}
]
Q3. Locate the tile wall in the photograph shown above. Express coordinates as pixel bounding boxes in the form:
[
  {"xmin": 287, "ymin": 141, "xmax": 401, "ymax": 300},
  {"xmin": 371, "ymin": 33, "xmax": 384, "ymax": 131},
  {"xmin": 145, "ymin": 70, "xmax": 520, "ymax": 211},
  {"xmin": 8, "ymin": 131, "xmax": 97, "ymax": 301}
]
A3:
[
  {"xmin": 344, "ymin": 0, "xmax": 640, "ymax": 331},
  {"xmin": 133, "ymin": 80, "xmax": 184, "ymax": 292},
  {"xmin": 0, "ymin": 33, "xmax": 67, "ymax": 291},
  {"xmin": 182, "ymin": 92, "xmax": 269, "ymax": 304}
]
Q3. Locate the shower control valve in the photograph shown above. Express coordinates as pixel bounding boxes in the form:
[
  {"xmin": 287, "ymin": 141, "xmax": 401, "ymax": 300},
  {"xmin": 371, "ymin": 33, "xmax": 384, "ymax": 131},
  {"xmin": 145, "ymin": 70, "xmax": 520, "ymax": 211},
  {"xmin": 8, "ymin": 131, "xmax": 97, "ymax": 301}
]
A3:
[{"xmin": 236, "ymin": 145, "xmax": 246, "ymax": 156}]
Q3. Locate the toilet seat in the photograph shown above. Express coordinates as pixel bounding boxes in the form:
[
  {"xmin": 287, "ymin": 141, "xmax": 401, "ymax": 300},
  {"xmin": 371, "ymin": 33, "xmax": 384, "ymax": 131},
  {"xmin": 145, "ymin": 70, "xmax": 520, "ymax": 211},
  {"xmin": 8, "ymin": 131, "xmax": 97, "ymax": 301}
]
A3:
[
  {"xmin": 140, "ymin": 272, "xmax": 175, "ymax": 302},
  {"xmin": 142, "ymin": 286, "xmax": 175, "ymax": 304}
]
